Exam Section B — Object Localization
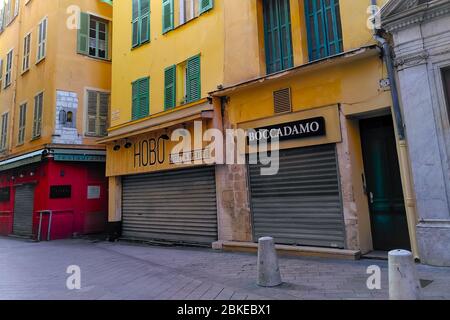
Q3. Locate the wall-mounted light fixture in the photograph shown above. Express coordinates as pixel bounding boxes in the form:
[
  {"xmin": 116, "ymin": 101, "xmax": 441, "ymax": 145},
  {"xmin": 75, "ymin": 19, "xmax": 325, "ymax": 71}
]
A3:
[
  {"xmin": 113, "ymin": 141, "xmax": 121, "ymax": 151},
  {"xmin": 124, "ymin": 139, "xmax": 133, "ymax": 149}
]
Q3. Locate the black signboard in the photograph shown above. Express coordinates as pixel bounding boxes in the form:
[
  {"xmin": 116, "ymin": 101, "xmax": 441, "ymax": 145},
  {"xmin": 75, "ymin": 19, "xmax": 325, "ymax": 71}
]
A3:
[
  {"xmin": 248, "ymin": 116, "xmax": 326, "ymax": 144},
  {"xmin": 50, "ymin": 185, "xmax": 72, "ymax": 199}
]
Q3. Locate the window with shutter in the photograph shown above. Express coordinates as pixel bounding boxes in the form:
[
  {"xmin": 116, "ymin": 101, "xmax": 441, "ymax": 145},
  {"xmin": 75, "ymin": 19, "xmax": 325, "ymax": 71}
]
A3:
[
  {"xmin": 186, "ymin": 55, "xmax": 201, "ymax": 103},
  {"xmin": 263, "ymin": 0, "xmax": 293, "ymax": 74},
  {"xmin": 131, "ymin": 78, "xmax": 150, "ymax": 120},
  {"xmin": 164, "ymin": 65, "xmax": 176, "ymax": 110},
  {"xmin": 162, "ymin": 0, "xmax": 174, "ymax": 33},
  {"xmin": 199, "ymin": 0, "xmax": 213, "ymax": 14},
  {"xmin": 37, "ymin": 17, "xmax": 47, "ymax": 62},
  {"xmin": 305, "ymin": 0, "xmax": 343, "ymax": 61},
  {"xmin": 33, "ymin": 92, "xmax": 43, "ymax": 139},
  {"xmin": 23, "ymin": 33, "xmax": 31, "ymax": 72},
  {"xmin": 4, "ymin": 49, "xmax": 12, "ymax": 88},
  {"xmin": 0, "ymin": 59, "xmax": 3, "ymax": 89},
  {"xmin": 0, "ymin": 113, "xmax": 8, "ymax": 151},
  {"xmin": 18, "ymin": 103, "xmax": 26, "ymax": 145},
  {"xmin": 132, "ymin": 0, "xmax": 151, "ymax": 48},
  {"xmin": 86, "ymin": 90, "xmax": 110, "ymax": 137}
]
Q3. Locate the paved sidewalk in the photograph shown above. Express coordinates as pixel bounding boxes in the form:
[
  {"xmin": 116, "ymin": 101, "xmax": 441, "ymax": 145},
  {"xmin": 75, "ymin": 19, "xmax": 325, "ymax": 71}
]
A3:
[{"xmin": 0, "ymin": 237, "xmax": 449, "ymax": 300}]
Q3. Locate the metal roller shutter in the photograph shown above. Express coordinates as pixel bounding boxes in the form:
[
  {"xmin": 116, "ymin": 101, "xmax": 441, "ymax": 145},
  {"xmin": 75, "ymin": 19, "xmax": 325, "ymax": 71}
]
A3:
[
  {"xmin": 249, "ymin": 144, "xmax": 345, "ymax": 248},
  {"xmin": 122, "ymin": 166, "xmax": 218, "ymax": 245},
  {"xmin": 13, "ymin": 184, "xmax": 35, "ymax": 237}
]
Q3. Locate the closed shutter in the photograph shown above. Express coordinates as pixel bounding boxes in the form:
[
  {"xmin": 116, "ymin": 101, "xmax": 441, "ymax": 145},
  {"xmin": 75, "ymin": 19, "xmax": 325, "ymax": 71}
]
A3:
[
  {"xmin": 33, "ymin": 93, "xmax": 43, "ymax": 138},
  {"xmin": 13, "ymin": 184, "xmax": 35, "ymax": 237},
  {"xmin": 164, "ymin": 65, "xmax": 176, "ymax": 110},
  {"xmin": 132, "ymin": 81, "xmax": 139, "ymax": 120},
  {"xmin": 263, "ymin": 0, "xmax": 293, "ymax": 74},
  {"xmin": 249, "ymin": 144, "xmax": 345, "ymax": 248},
  {"xmin": 87, "ymin": 91, "xmax": 98, "ymax": 134},
  {"xmin": 138, "ymin": 77, "xmax": 149, "ymax": 118},
  {"xmin": 162, "ymin": 0, "xmax": 174, "ymax": 33},
  {"xmin": 77, "ymin": 12, "xmax": 89, "ymax": 54},
  {"xmin": 122, "ymin": 166, "xmax": 218, "ymax": 245},
  {"xmin": 98, "ymin": 93, "xmax": 109, "ymax": 136},
  {"xmin": 199, "ymin": 0, "xmax": 214, "ymax": 14},
  {"xmin": 323, "ymin": 0, "xmax": 343, "ymax": 56},
  {"xmin": 186, "ymin": 55, "xmax": 200, "ymax": 103}
]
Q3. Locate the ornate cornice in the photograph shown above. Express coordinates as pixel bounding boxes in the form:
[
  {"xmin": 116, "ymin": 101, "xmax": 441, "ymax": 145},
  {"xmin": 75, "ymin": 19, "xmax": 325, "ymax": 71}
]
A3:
[{"xmin": 382, "ymin": 0, "xmax": 450, "ymax": 32}]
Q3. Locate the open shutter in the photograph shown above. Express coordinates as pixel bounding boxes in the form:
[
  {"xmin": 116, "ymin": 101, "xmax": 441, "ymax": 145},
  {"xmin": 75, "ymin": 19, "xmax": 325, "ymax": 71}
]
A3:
[
  {"xmin": 263, "ymin": 0, "xmax": 281, "ymax": 74},
  {"xmin": 323, "ymin": 0, "xmax": 343, "ymax": 56},
  {"xmin": 78, "ymin": 12, "xmax": 89, "ymax": 54},
  {"xmin": 186, "ymin": 55, "xmax": 201, "ymax": 103},
  {"xmin": 132, "ymin": 81, "xmax": 139, "ymax": 120},
  {"xmin": 99, "ymin": 93, "xmax": 109, "ymax": 136},
  {"xmin": 138, "ymin": 78, "xmax": 150, "ymax": 118},
  {"xmin": 132, "ymin": 0, "xmax": 140, "ymax": 47},
  {"xmin": 199, "ymin": 0, "xmax": 213, "ymax": 14},
  {"xmin": 162, "ymin": 0, "xmax": 174, "ymax": 33},
  {"xmin": 306, "ymin": 0, "xmax": 326, "ymax": 60},
  {"xmin": 164, "ymin": 65, "xmax": 176, "ymax": 110},
  {"xmin": 140, "ymin": 0, "xmax": 150, "ymax": 43},
  {"xmin": 278, "ymin": 0, "xmax": 293, "ymax": 70},
  {"xmin": 87, "ymin": 91, "xmax": 98, "ymax": 134},
  {"xmin": 36, "ymin": 94, "xmax": 43, "ymax": 137}
]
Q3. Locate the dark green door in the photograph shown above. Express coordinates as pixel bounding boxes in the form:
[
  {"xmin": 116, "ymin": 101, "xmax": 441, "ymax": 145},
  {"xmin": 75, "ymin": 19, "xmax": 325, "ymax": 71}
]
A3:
[{"xmin": 360, "ymin": 116, "xmax": 410, "ymax": 251}]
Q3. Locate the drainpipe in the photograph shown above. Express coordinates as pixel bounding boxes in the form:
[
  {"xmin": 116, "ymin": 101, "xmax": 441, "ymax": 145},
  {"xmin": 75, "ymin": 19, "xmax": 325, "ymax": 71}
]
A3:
[{"xmin": 372, "ymin": 11, "xmax": 420, "ymax": 259}]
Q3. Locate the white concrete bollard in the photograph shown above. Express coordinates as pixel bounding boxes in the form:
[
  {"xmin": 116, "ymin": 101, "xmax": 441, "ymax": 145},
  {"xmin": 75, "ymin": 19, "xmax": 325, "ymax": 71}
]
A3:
[
  {"xmin": 389, "ymin": 249, "xmax": 422, "ymax": 300},
  {"xmin": 257, "ymin": 237, "xmax": 282, "ymax": 287}
]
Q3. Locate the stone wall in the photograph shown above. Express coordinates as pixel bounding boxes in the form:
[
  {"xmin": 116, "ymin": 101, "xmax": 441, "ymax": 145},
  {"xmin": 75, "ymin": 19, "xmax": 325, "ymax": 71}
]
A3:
[{"xmin": 53, "ymin": 90, "xmax": 82, "ymax": 145}]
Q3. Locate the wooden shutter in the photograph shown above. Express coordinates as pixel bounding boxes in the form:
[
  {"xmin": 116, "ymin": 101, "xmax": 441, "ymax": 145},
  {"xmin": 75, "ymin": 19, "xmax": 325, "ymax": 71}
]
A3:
[
  {"xmin": 140, "ymin": 0, "xmax": 150, "ymax": 43},
  {"xmin": 18, "ymin": 103, "xmax": 26, "ymax": 144},
  {"xmin": 1, "ymin": 113, "xmax": 8, "ymax": 150},
  {"xmin": 37, "ymin": 18, "xmax": 47, "ymax": 60},
  {"xmin": 305, "ymin": 0, "xmax": 342, "ymax": 61},
  {"xmin": 132, "ymin": 81, "xmax": 139, "ymax": 120},
  {"xmin": 99, "ymin": 93, "xmax": 109, "ymax": 136},
  {"xmin": 87, "ymin": 91, "xmax": 98, "ymax": 134},
  {"xmin": 33, "ymin": 93, "xmax": 43, "ymax": 138},
  {"xmin": 78, "ymin": 12, "xmax": 89, "ymax": 54},
  {"xmin": 263, "ymin": 0, "xmax": 293, "ymax": 74},
  {"xmin": 138, "ymin": 78, "xmax": 150, "ymax": 118},
  {"xmin": 186, "ymin": 55, "xmax": 200, "ymax": 103},
  {"xmin": 132, "ymin": 0, "xmax": 140, "ymax": 47},
  {"xmin": 162, "ymin": 0, "xmax": 174, "ymax": 33},
  {"xmin": 323, "ymin": 0, "xmax": 343, "ymax": 56},
  {"xmin": 164, "ymin": 65, "xmax": 176, "ymax": 110},
  {"xmin": 199, "ymin": 0, "xmax": 213, "ymax": 14}
]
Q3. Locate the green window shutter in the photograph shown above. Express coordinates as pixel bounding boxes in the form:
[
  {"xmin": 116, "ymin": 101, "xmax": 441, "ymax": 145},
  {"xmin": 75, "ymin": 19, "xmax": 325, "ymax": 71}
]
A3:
[
  {"xmin": 140, "ymin": 0, "xmax": 150, "ymax": 43},
  {"xmin": 132, "ymin": 81, "xmax": 140, "ymax": 120},
  {"xmin": 199, "ymin": 0, "xmax": 214, "ymax": 14},
  {"xmin": 164, "ymin": 65, "xmax": 176, "ymax": 110},
  {"xmin": 305, "ymin": 0, "xmax": 343, "ymax": 61},
  {"xmin": 132, "ymin": 0, "xmax": 140, "ymax": 47},
  {"xmin": 263, "ymin": 0, "xmax": 293, "ymax": 74},
  {"xmin": 138, "ymin": 77, "xmax": 150, "ymax": 118},
  {"xmin": 77, "ymin": 12, "xmax": 89, "ymax": 55},
  {"xmin": 162, "ymin": 0, "xmax": 174, "ymax": 34},
  {"xmin": 186, "ymin": 55, "xmax": 201, "ymax": 103}
]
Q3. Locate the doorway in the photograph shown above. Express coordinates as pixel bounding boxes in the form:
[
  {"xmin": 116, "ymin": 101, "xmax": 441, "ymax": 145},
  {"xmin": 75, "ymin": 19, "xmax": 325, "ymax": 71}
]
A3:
[
  {"xmin": 12, "ymin": 184, "xmax": 35, "ymax": 237},
  {"xmin": 360, "ymin": 115, "xmax": 410, "ymax": 251}
]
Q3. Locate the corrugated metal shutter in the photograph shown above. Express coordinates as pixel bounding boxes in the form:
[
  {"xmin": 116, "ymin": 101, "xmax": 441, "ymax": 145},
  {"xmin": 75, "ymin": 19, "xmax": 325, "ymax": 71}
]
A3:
[
  {"xmin": 13, "ymin": 184, "xmax": 35, "ymax": 237},
  {"xmin": 249, "ymin": 144, "xmax": 345, "ymax": 248},
  {"xmin": 122, "ymin": 166, "xmax": 217, "ymax": 245}
]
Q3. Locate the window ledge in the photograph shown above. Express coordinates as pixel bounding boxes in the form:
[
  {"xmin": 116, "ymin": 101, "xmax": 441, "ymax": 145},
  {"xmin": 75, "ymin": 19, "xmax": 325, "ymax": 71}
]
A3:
[
  {"xmin": 35, "ymin": 57, "xmax": 46, "ymax": 66},
  {"xmin": 78, "ymin": 53, "xmax": 112, "ymax": 63},
  {"xmin": 21, "ymin": 68, "xmax": 30, "ymax": 76},
  {"xmin": 163, "ymin": 7, "xmax": 213, "ymax": 35}
]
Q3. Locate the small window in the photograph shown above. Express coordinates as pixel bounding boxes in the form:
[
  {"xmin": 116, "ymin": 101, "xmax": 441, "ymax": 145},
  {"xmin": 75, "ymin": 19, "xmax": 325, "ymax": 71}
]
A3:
[
  {"xmin": 0, "ymin": 187, "xmax": 10, "ymax": 202},
  {"xmin": 50, "ymin": 185, "xmax": 72, "ymax": 199},
  {"xmin": 78, "ymin": 13, "xmax": 109, "ymax": 60}
]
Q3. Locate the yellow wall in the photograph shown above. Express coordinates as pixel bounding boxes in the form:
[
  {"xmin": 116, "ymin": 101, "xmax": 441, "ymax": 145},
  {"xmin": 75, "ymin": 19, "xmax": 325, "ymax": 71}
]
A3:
[
  {"xmin": 110, "ymin": 0, "xmax": 225, "ymax": 128},
  {"xmin": 0, "ymin": 0, "xmax": 112, "ymax": 159}
]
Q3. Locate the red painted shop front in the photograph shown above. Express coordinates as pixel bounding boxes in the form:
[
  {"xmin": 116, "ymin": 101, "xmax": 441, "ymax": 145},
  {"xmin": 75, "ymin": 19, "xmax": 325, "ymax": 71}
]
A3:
[{"xmin": 0, "ymin": 154, "xmax": 108, "ymax": 240}]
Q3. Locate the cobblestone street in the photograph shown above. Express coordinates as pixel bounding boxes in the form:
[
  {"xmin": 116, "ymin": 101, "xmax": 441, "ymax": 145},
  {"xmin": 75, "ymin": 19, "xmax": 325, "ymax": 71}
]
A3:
[{"xmin": 0, "ymin": 237, "xmax": 449, "ymax": 300}]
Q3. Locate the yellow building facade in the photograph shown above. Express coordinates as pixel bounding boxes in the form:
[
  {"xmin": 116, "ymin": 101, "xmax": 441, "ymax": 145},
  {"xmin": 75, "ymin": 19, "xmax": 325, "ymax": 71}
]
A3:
[
  {"xmin": 105, "ymin": 0, "xmax": 418, "ymax": 257},
  {"xmin": 0, "ymin": 0, "xmax": 112, "ymax": 240}
]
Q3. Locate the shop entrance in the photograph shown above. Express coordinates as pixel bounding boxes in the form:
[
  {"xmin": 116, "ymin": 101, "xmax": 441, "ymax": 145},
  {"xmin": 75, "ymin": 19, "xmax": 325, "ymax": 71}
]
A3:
[
  {"xmin": 12, "ymin": 184, "xmax": 35, "ymax": 237},
  {"xmin": 360, "ymin": 115, "xmax": 410, "ymax": 251}
]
